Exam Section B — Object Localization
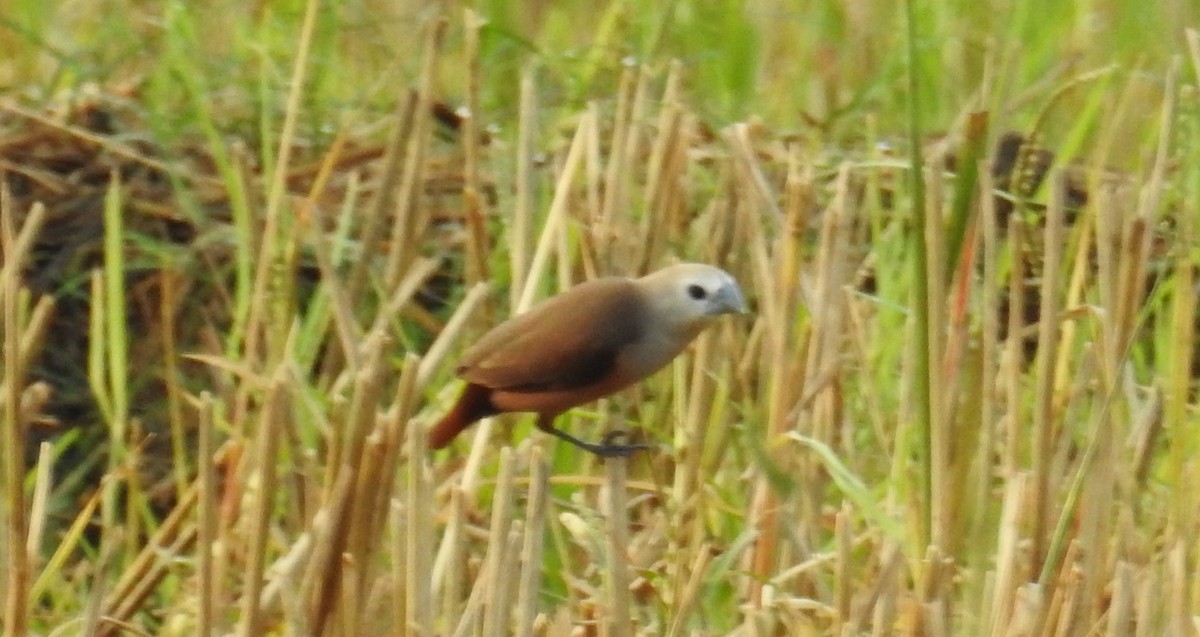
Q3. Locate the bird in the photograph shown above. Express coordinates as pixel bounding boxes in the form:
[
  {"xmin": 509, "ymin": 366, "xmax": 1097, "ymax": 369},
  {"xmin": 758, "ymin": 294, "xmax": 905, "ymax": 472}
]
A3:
[{"xmin": 428, "ymin": 262, "xmax": 747, "ymax": 456}]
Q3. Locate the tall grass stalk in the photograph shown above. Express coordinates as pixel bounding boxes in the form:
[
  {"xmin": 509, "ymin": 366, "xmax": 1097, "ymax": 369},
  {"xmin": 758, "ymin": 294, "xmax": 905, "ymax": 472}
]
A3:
[
  {"xmin": 2, "ymin": 184, "xmax": 30, "ymax": 636},
  {"xmin": 903, "ymin": 0, "xmax": 934, "ymax": 552}
]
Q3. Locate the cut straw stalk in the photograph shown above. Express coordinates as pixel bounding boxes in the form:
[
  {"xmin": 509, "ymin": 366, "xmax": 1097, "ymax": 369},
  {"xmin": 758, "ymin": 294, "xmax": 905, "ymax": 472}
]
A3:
[
  {"xmin": 637, "ymin": 63, "xmax": 686, "ymax": 272},
  {"xmin": 1, "ymin": 184, "xmax": 41, "ymax": 637},
  {"xmin": 665, "ymin": 541, "xmax": 714, "ymax": 637},
  {"xmin": 197, "ymin": 393, "xmax": 217, "ymax": 637},
  {"xmin": 923, "ymin": 167, "xmax": 949, "ymax": 552},
  {"xmin": 1030, "ymin": 170, "xmax": 1065, "ymax": 573},
  {"xmin": 1165, "ymin": 147, "xmax": 1197, "ymax": 541},
  {"xmin": 514, "ymin": 448, "xmax": 549, "ymax": 636},
  {"xmin": 351, "ymin": 88, "xmax": 416, "ymax": 302},
  {"xmin": 461, "ymin": 8, "xmax": 490, "ymax": 289},
  {"xmin": 240, "ymin": 0, "xmax": 320, "ymax": 372},
  {"xmin": 236, "ymin": 367, "xmax": 289, "ymax": 637},
  {"xmin": 593, "ymin": 61, "xmax": 636, "ymax": 271},
  {"xmin": 968, "ymin": 163, "xmax": 1000, "ymax": 572},
  {"xmin": 405, "ymin": 407, "xmax": 434, "ymax": 635},
  {"xmin": 603, "ymin": 455, "xmax": 633, "ymax": 637},
  {"xmin": 903, "ymin": 0, "xmax": 934, "ymax": 551},
  {"xmin": 725, "ymin": 122, "xmax": 788, "ymax": 610},
  {"xmin": 1002, "ymin": 215, "xmax": 1027, "ymax": 478},
  {"xmin": 516, "ymin": 109, "xmax": 596, "ymax": 312},
  {"xmin": 25, "ymin": 440, "xmax": 51, "ymax": 580},
  {"xmin": 510, "ymin": 64, "xmax": 538, "ymax": 307},
  {"xmin": 385, "ymin": 17, "xmax": 446, "ymax": 288},
  {"xmin": 99, "ymin": 174, "xmax": 133, "ymax": 565},
  {"xmin": 480, "ymin": 447, "xmax": 517, "ymax": 637}
]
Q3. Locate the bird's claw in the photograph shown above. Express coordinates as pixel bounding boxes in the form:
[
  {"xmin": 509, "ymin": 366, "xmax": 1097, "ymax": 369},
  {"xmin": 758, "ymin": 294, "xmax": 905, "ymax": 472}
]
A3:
[
  {"xmin": 602, "ymin": 429, "xmax": 633, "ymax": 445},
  {"xmin": 540, "ymin": 423, "xmax": 653, "ymax": 458},
  {"xmin": 590, "ymin": 430, "xmax": 653, "ymax": 458}
]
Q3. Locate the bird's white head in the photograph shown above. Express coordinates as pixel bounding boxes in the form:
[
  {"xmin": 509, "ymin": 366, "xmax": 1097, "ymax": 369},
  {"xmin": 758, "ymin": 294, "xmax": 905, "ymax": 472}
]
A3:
[{"xmin": 637, "ymin": 263, "xmax": 748, "ymax": 332}]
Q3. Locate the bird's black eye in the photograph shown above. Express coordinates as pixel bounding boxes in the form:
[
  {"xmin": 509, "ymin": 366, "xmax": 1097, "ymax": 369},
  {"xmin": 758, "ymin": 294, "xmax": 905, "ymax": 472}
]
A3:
[{"xmin": 687, "ymin": 284, "xmax": 707, "ymax": 300}]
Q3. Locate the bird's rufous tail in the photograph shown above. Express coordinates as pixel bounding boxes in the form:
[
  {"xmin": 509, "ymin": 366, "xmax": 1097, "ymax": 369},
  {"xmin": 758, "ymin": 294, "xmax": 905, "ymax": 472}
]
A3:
[{"xmin": 428, "ymin": 383, "xmax": 495, "ymax": 449}]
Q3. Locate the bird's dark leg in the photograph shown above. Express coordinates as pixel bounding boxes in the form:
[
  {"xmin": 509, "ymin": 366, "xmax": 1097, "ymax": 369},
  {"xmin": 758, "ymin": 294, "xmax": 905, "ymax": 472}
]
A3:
[{"xmin": 535, "ymin": 414, "xmax": 653, "ymax": 458}]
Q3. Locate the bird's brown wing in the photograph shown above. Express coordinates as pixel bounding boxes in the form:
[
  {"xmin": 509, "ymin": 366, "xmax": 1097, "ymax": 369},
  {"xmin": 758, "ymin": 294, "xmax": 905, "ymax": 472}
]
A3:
[{"xmin": 458, "ymin": 278, "xmax": 647, "ymax": 392}]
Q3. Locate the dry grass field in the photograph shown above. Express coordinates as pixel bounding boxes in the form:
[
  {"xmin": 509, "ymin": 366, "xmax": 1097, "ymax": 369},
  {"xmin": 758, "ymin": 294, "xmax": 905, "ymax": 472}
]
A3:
[{"xmin": 2, "ymin": 1, "xmax": 1200, "ymax": 635}]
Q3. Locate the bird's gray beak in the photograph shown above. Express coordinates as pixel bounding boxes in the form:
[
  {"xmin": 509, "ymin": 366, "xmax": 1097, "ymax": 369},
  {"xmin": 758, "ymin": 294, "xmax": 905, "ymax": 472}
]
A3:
[{"xmin": 713, "ymin": 283, "xmax": 749, "ymax": 315}]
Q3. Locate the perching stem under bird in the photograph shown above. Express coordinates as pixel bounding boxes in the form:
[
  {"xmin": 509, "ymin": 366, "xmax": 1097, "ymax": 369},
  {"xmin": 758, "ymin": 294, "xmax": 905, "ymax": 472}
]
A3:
[{"xmin": 429, "ymin": 263, "xmax": 747, "ymax": 456}]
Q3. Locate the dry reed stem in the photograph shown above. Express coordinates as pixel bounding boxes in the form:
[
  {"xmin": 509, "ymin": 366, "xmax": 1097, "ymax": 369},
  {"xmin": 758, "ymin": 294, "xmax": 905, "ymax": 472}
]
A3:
[
  {"xmin": 579, "ymin": 103, "xmax": 603, "ymax": 280},
  {"xmin": 450, "ymin": 561, "xmax": 488, "ymax": 637},
  {"xmin": 375, "ymin": 354, "xmax": 420, "ymax": 543},
  {"xmin": 385, "ymin": 17, "xmax": 446, "ymax": 288},
  {"xmin": 417, "ymin": 281, "xmax": 489, "ymax": 389},
  {"xmin": 677, "ymin": 325, "xmax": 716, "ymax": 523},
  {"xmin": 457, "ymin": 414, "xmax": 498, "ymax": 498},
  {"xmin": 96, "ymin": 482, "xmax": 199, "ymax": 634},
  {"xmin": 0, "ymin": 201, "xmax": 46, "ymax": 299},
  {"xmin": 727, "ymin": 124, "xmax": 782, "ymax": 326},
  {"xmin": 1007, "ymin": 584, "xmax": 1044, "ymax": 637},
  {"xmin": 28, "ymin": 478, "xmax": 103, "ymax": 604},
  {"xmin": 1133, "ymin": 561, "xmax": 1158, "ymax": 637},
  {"xmin": 1030, "ymin": 169, "xmax": 1066, "ymax": 573},
  {"xmin": 608, "ymin": 65, "xmax": 652, "ymax": 269},
  {"xmin": 596, "ymin": 61, "xmax": 637, "ymax": 268},
  {"xmin": 25, "ymin": 441, "xmax": 51, "ymax": 577},
  {"xmin": 241, "ymin": 0, "xmax": 320, "ymax": 370},
  {"xmin": 857, "ymin": 541, "xmax": 903, "ymax": 634},
  {"xmin": 345, "ymin": 428, "xmax": 390, "ymax": 618},
  {"xmin": 665, "ymin": 541, "xmax": 713, "ymax": 637},
  {"xmin": 390, "ymin": 499, "xmax": 409, "ymax": 633},
  {"xmin": 725, "ymin": 123, "xmax": 785, "ymax": 611},
  {"xmin": 637, "ymin": 95, "xmax": 683, "ymax": 273},
  {"xmin": 5, "ymin": 296, "xmax": 53, "ymax": 395},
  {"xmin": 107, "ymin": 521, "xmax": 199, "ymax": 631},
  {"xmin": 1165, "ymin": 161, "xmax": 1197, "ymax": 544},
  {"xmin": 305, "ymin": 200, "xmax": 365, "ymax": 368},
  {"xmin": 987, "ymin": 472, "xmax": 1029, "ymax": 635},
  {"xmin": 405, "ymin": 410, "xmax": 434, "ymax": 636},
  {"xmin": 1169, "ymin": 540, "xmax": 1191, "ymax": 636},
  {"xmin": 1002, "ymin": 215, "xmax": 1027, "ymax": 479},
  {"xmin": 517, "ymin": 110, "xmax": 596, "ymax": 312},
  {"xmin": 436, "ymin": 487, "xmax": 465, "ymax": 621},
  {"xmin": 922, "ymin": 166, "xmax": 949, "ymax": 554},
  {"xmin": 511, "ymin": 65, "xmax": 538, "ymax": 306},
  {"xmin": 461, "ymin": 8, "xmax": 490, "ymax": 290},
  {"xmin": 802, "ymin": 165, "xmax": 854, "ymax": 537},
  {"xmin": 237, "ymin": 367, "xmax": 289, "ymax": 637},
  {"xmin": 974, "ymin": 163, "xmax": 1000, "ymax": 555},
  {"xmin": 603, "ymin": 456, "xmax": 633, "ymax": 637},
  {"xmin": 480, "ymin": 447, "xmax": 517, "ymax": 636},
  {"xmin": 81, "ymin": 536, "xmax": 113, "ymax": 637},
  {"xmin": 1039, "ymin": 539, "xmax": 1081, "ymax": 637},
  {"xmin": 1, "ymin": 182, "xmax": 30, "ymax": 637},
  {"xmin": 1107, "ymin": 561, "xmax": 1134, "ymax": 637},
  {"xmin": 197, "ymin": 393, "xmax": 217, "ymax": 637},
  {"xmin": 331, "ymin": 330, "xmax": 388, "ymax": 500},
  {"xmin": 771, "ymin": 143, "xmax": 810, "ymax": 424},
  {"xmin": 159, "ymin": 267, "xmax": 190, "ymax": 498},
  {"xmin": 351, "ymin": 88, "xmax": 417, "ymax": 301},
  {"xmin": 515, "ymin": 447, "xmax": 550, "ymax": 637},
  {"xmin": 835, "ymin": 503, "xmax": 852, "ymax": 627}
]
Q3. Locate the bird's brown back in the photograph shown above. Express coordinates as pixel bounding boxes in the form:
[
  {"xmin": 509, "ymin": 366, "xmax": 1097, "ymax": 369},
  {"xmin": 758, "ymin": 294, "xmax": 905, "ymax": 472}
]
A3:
[{"xmin": 457, "ymin": 277, "xmax": 648, "ymax": 393}]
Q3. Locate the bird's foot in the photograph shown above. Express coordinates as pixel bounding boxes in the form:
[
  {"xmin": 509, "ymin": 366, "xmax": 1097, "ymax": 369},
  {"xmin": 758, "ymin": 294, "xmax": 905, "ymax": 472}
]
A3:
[
  {"xmin": 541, "ymin": 424, "xmax": 653, "ymax": 458},
  {"xmin": 590, "ymin": 430, "xmax": 653, "ymax": 457}
]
